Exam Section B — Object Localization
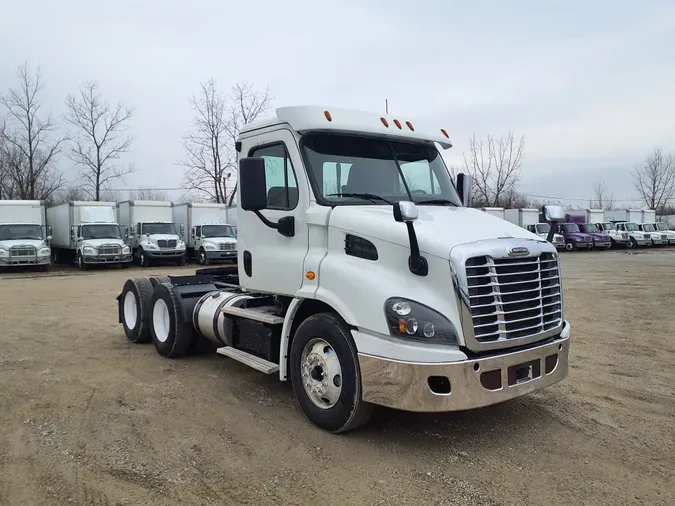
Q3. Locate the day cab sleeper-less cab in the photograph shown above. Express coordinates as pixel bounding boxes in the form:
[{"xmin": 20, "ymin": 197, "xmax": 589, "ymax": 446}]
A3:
[{"xmin": 116, "ymin": 106, "xmax": 571, "ymax": 433}]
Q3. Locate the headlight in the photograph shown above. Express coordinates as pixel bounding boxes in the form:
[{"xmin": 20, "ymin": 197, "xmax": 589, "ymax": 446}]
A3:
[
  {"xmin": 177, "ymin": 241, "xmax": 185, "ymax": 249},
  {"xmin": 0, "ymin": 249, "xmax": 7, "ymax": 257},
  {"xmin": 384, "ymin": 298, "xmax": 459, "ymax": 344},
  {"xmin": 145, "ymin": 243, "xmax": 158, "ymax": 249},
  {"xmin": 38, "ymin": 247, "xmax": 50, "ymax": 256},
  {"xmin": 122, "ymin": 245, "xmax": 130, "ymax": 254},
  {"xmin": 83, "ymin": 246, "xmax": 96, "ymax": 255},
  {"xmin": 204, "ymin": 243, "xmax": 216, "ymax": 250}
]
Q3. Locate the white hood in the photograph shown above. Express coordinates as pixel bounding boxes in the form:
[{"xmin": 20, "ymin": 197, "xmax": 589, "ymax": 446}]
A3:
[
  {"xmin": 145, "ymin": 234, "xmax": 179, "ymax": 242},
  {"xmin": 81, "ymin": 238, "xmax": 125, "ymax": 248},
  {"xmin": 0, "ymin": 238, "xmax": 47, "ymax": 249},
  {"xmin": 329, "ymin": 206, "xmax": 541, "ymax": 259}
]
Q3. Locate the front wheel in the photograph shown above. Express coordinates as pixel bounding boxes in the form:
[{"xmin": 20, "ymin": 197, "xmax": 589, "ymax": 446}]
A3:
[
  {"xmin": 77, "ymin": 253, "xmax": 87, "ymax": 270},
  {"xmin": 198, "ymin": 248, "xmax": 209, "ymax": 266},
  {"xmin": 564, "ymin": 241, "xmax": 576, "ymax": 252},
  {"xmin": 138, "ymin": 249, "xmax": 150, "ymax": 267},
  {"xmin": 629, "ymin": 237, "xmax": 637, "ymax": 249},
  {"xmin": 289, "ymin": 313, "xmax": 373, "ymax": 433}
]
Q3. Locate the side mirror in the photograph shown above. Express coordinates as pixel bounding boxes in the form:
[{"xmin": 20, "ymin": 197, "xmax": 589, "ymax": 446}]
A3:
[
  {"xmin": 393, "ymin": 201, "xmax": 418, "ymax": 223},
  {"xmin": 70, "ymin": 228, "xmax": 75, "ymax": 239},
  {"xmin": 122, "ymin": 225, "xmax": 129, "ymax": 240},
  {"xmin": 456, "ymin": 173, "xmax": 473, "ymax": 207},
  {"xmin": 47, "ymin": 225, "xmax": 52, "ymax": 236},
  {"xmin": 543, "ymin": 205, "xmax": 565, "ymax": 223},
  {"xmin": 46, "ymin": 235, "xmax": 52, "ymax": 243},
  {"xmin": 239, "ymin": 157, "xmax": 268, "ymax": 211}
]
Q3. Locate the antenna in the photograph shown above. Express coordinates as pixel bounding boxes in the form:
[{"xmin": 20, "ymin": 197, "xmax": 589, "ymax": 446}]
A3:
[{"xmin": 385, "ymin": 99, "xmax": 389, "ymax": 114}]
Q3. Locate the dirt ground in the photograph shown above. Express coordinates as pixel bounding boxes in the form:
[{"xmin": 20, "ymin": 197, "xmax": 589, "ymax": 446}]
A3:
[{"xmin": 0, "ymin": 251, "xmax": 673, "ymax": 506}]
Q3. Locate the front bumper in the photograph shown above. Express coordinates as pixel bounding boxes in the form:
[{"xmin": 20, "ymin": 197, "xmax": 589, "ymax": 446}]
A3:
[
  {"xmin": 359, "ymin": 322, "xmax": 570, "ymax": 412},
  {"xmin": 206, "ymin": 250, "xmax": 237, "ymax": 260},
  {"xmin": 553, "ymin": 243, "xmax": 565, "ymax": 250},
  {"xmin": 593, "ymin": 240, "xmax": 611, "ymax": 248},
  {"xmin": 84, "ymin": 254, "xmax": 133, "ymax": 264},
  {"xmin": 0, "ymin": 256, "xmax": 50, "ymax": 266},
  {"xmin": 144, "ymin": 249, "xmax": 185, "ymax": 258},
  {"xmin": 651, "ymin": 238, "xmax": 669, "ymax": 245},
  {"xmin": 635, "ymin": 239, "xmax": 651, "ymax": 246}
]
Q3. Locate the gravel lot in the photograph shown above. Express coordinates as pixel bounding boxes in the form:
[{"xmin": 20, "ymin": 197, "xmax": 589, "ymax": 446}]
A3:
[{"xmin": 0, "ymin": 251, "xmax": 673, "ymax": 506}]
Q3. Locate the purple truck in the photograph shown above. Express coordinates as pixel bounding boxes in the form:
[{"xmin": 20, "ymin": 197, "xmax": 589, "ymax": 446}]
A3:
[
  {"xmin": 555, "ymin": 215, "xmax": 595, "ymax": 251},
  {"xmin": 578, "ymin": 222, "xmax": 612, "ymax": 250}
]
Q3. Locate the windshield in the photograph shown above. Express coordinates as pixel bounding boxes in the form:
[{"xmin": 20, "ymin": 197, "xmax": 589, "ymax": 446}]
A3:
[
  {"xmin": 302, "ymin": 133, "xmax": 462, "ymax": 206},
  {"xmin": 0, "ymin": 224, "xmax": 43, "ymax": 241},
  {"xmin": 602, "ymin": 222, "xmax": 615, "ymax": 231},
  {"xmin": 562, "ymin": 223, "xmax": 580, "ymax": 233},
  {"xmin": 202, "ymin": 225, "xmax": 235, "ymax": 238},
  {"xmin": 625, "ymin": 223, "xmax": 638, "ymax": 231},
  {"xmin": 583, "ymin": 223, "xmax": 598, "ymax": 233},
  {"xmin": 535, "ymin": 224, "xmax": 550, "ymax": 234},
  {"xmin": 142, "ymin": 223, "xmax": 176, "ymax": 235},
  {"xmin": 82, "ymin": 224, "xmax": 122, "ymax": 240},
  {"xmin": 642, "ymin": 223, "xmax": 655, "ymax": 232},
  {"xmin": 656, "ymin": 222, "xmax": 668, "ymax": 231}
]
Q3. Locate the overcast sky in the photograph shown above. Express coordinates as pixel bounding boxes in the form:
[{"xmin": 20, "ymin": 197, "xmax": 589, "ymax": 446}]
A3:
[{"xmin": 2, "ymin": 0, "xmax": 674, "ymax": 206}]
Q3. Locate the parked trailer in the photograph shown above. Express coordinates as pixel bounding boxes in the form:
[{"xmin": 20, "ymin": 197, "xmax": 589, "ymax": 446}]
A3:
[
  {"xmin": 173, "ymin": 203, "xmax": 237, "ymax": 265},
  {"xmin": 641, "ymin": 210, "xmax": 656, "ymax": 224},
  {"xmin": 115, "ymin": 105, "xmax": 571, "ymax": 433},
  {"xmin": 504, "ymin": 208, "xmax": 564, "ymax": 250},
  {"xmin": 117, "ymin": 201, "xmax": 186, "ymax": 267},
  {"xmin": 0, "ymin": 200, "xmax": 52, "ymax": 271},
  {"xmin": 47, "ymin": 201, "xmax": 131, "ymax": 269}
]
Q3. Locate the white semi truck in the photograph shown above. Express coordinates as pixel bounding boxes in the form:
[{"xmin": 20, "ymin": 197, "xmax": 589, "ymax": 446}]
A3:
[
  {"xmin": 116, "ymin": 106, "xmax": 571, "ymax": 433},
  {"xmin": 117, "ymin": 200, "xmax": 186, "ymax": 267},
  {"xmin": 504, "ymin": 208, "xmax": 565, "ymax": 250},
  {"xmin": 603, "ymin": 209, "xmax": 651, "ymax": 248},
  {"xmin": 47, "ymin": 201, "xmax": 131, "ymax": 269},
  {"xmin": 0, "ymin": 200, "xmax": 52, "ymax": 271},
  {"xmin": 173, "ymin": 202, "xmax": 238, "ymax": 265}
]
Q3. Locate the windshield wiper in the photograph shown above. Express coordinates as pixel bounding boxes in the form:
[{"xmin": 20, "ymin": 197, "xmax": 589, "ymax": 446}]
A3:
[
  {"xmin": 415, "ymin": 198, "xmax": 458, "ymax": 207},
  {"xmin": 326, "ymin": 192, "xmax": 393, "ymax": 204}
]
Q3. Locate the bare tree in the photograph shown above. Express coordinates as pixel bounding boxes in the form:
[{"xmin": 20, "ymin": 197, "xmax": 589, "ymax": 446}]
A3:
[
  {"xmin": 588, "ymin": 178, "xmax": 615, "ymax": 210},
  {"xmin": 459, "ymin": 132, "xmax": 525, "ymax": 208},
  {"xmin": 129, "ymin": 187, "xmax": 168, "ymax": 201},
  {"xmin": 180, "ymin": 79, "xmax": 272, "ymax": 205},
  {"xmin": 0, "ymin": 63, "xmax": 66, "ymax": 200},
  {"xmin": 632, "ymin": 148, "xmax": 675, "ymax": 211},
  {"xmin": 64, "ymin": 81, "xmax": 135, "ymax": 201}
]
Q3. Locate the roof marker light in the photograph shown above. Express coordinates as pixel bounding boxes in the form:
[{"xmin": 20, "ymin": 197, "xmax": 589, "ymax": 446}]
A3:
[
  {"xmin": 406, "ymin": 121, "xmax": 414, "ymax": 131},
  {"xmin": 380, "ymin": 117, "xmax": 389, "ymax": 127},
  {"xmin": 440, "ymin": 129, "xmax": 449, "ymax": 138},
  {"xmin": 393, "ymin": 119, "xmax": 402, "ymax": 129},
  {"xmin": 324, "ymin": 110, "xmax": 332, "ymax": 122}
]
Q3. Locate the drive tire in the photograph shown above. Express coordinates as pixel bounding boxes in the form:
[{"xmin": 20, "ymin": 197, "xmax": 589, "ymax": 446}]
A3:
[
  {"xmin": 149, "ymin": 275, "xmax": 171, "ymax": 288},
  {"xmin": 120, "ymin": 277, "xmax": 154, "ymax": 343},
  {"xmin": 289, "ymin": 312, "xmax": 374, "ymax": 433},
  {"xmin": 150, "ymin": 282, "xmax": 196, "ymax": 358}
]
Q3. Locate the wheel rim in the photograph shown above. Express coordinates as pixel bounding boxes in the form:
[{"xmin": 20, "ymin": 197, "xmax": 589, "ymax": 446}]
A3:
[
  {"xmin": 301, "ymin": 338, "xmax": 343, "ymax": 409},
  {"xmin": 565, "ymin": 243, "xmax": 573, "ymax": 251},
  {"xmin": 123, "ymin": 291, "xmax": 138, "ymax": 329},
  {"xmin": 200, "ymin": 252, "xmax": 205, "ymax": 264},
  {"xmin": 153, "ymin": 299, "xmax": 171, "ymax": 343},
  {"xmin": 140, "ymin": 253, "xmax": 145, "ymax": 264},
  {"xmin": 78, "ymin": 255, "xmax": 82, "ymax": 267}
]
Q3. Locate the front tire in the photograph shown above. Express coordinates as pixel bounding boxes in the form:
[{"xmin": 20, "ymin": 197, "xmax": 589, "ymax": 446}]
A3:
[
  {"xmin": 289, "ymin": 313, "xmax": 373, "ymax": 433},
  {"xmin": 149, "ymin": 282, "xmax": 197, "ymax": 358},
  {"xmin": 120, "ymin": 278, "xmax": 154, "ymax": 343},
  {"xmin": 564, "ymin": 241, "xmax": 576, "ymax": 251},
  {"xmin": 77, "ymin": 253, "xmax": 87, "ymax": 270},
  {"xmin": 138, "ymin": 249, "xmax": 150, "ymax": 267},
  {"xmin": 198, "ymin": 248, "xmax": 209, "ymax": 266}
]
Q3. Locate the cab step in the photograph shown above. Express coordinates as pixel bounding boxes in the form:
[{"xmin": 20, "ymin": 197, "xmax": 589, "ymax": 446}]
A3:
[
  {"xmin": 216, "ymin": 347, "xmax": 280, "ymax": 374},
  {"xmin": 221, "ymin": 305, "xmax": 284, "ymax": 325}
]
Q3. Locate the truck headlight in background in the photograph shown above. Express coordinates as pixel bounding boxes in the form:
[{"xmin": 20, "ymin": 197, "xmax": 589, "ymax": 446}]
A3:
[
  {"xmin": 122, "ymin": 245, "xmax": 130, "ymax": 254},
  {"xmin": 384, "ymin": 298, "xmax": 459, "ymax": 344},
  {"xmin": 204, "ymin": 243, "xmax": 216, "ymax": 250},
  {"xmin": 177, "ymin": 241, "xmax": 186, "ymax": 250},
  {"xmin": 0, "ymin": 249, "xmax": 7, "ymax": 257},
  {"xmin": 38, "ymin": 248, "xmax": 50, "ymax": 256},
  {"xmin": 144, "ymin": 243, "xmax": 158, "ymax": 250},
  {"xmin": 83, "ymin": 246, "xmax": 96, "ymax": 256}
]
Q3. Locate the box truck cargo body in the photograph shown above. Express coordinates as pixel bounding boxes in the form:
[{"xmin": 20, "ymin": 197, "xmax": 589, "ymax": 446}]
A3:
[
  {"xmin": 173, "ymin": 203, "xmax": 237, "ymax": 265},
  {"xmin": 117, "ymin": 200, "xmax": 186, "ymax": 267},
  {"xmin": 0, "ymin": 200, "xmax": 51, "ymax": 269},
  {"xmin": 504, "ymin": 208, "xmax": 564, "ymax": 249},
  {"xmin": 47, "ymin": 201, "xmax": 131, "ymax": 269}
]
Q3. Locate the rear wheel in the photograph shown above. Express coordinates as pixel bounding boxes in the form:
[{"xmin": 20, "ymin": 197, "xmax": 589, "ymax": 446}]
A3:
[
  {"xmin": 289, "ymin": 312, "xmax": 373, "ymax": 433},
  {"xmin": 120, "ymin": 278, "xmax": 154, "ymax": 343},
  {"xmin": 149, "ymin": 282, "xmax": 197, "ymax": 358}
]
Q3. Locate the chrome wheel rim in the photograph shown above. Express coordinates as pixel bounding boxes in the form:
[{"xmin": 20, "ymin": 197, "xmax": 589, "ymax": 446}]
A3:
[{"xmin": 300, "ymin": 338, "xmax": 343, "ymax": 409}]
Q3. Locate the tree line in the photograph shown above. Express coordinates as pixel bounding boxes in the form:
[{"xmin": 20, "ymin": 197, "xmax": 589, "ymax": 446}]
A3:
[{"xmin": 2, "ymin": 62, "xmax": 673, "ymax": 212}]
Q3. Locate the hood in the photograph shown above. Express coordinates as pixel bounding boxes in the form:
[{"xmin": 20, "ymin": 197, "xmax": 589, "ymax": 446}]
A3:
[
  {"xmin": 81, "ymin": 238, "xmax": 125, "ymax": 248},
  {"xmin": 0, "ymin": 238, "xmax": 47, "ymax": 249},
  {"xmin": 145, "ymin": 234, "xmax": 180, "ymax": 242},
  {"xmin": 203, "ymin": 237, "xmax": 237, "ymax": 245},
  {"xmin": 589, "ymin": 232, "xmax": 609, "ymax": 239},
  {"xmin": 328, "ymin": 206, "xmax": 541, "ymax": 259},
  {"xmin": 563, "ymin": 232, "xmax": 592, "ymax": 241}
]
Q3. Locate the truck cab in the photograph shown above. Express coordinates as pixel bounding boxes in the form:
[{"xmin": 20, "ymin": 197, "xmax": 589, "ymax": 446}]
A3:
[
  {"xmin": 71, "ymin": 222, "xmax": 131, "ymax": 269},
  {"xmin": 655, "ymin": 222, "xmax": 675, "ymax": 245},
  {"xmin": 525, "ymin": 223, "xmax": 565, "ymax": 250},
  {"xmin": 131, "ymin": 221, "xmax": 185, "ymax": 266},
  {"xmin": 555, "ymin": 222, "xmax": 593, "ymax": 251},
  {"xmin": 595, "ymin": 222, "xmax": 630, "ymax": 248},
  {"xmin": 192, "ymin": 223, "xmax": 237, "ymax": 265},
  {"xmin": 577, "ymin": 223, "xmax": 611, "ymax": 250},
  {"xmin": 117, "ymin": 106, "xmax": 571, "ymax": 433},
  {"xmin": 612, "ymin": 221, "xmax": 651, "ymax": 248},
  {"xmin": 637, "ymin": 223, "xmax": 668, "ymax": 246},
  {"xmin": 0, "ymin": 200, "xmax": 52, "ymax": 271}
]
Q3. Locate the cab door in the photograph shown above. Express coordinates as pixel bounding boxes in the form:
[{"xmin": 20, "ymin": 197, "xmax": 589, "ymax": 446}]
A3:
[{"xmin": 237, "ymin": 128, "xmax": 310, "ymax": 296}]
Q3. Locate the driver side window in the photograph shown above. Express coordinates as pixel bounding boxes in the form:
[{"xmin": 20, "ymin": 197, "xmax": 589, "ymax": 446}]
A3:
[{"xmin": 249, "ymin": 143, "xmax": 298, "ymax": 210}]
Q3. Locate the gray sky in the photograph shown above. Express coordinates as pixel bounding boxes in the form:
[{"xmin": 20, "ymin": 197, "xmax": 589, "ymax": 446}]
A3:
[{"xmin": 1, "ymin": 0, "xmax": 674, "ymax": 206}]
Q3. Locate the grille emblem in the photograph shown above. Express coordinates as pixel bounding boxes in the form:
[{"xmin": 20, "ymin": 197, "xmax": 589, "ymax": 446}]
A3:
[{"xmin": 508, "ymin": 246, "xmax": 529, "ymax": 257}]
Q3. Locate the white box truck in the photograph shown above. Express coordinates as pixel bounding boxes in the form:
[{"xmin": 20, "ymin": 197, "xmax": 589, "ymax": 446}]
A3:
[
  {"xmin": 117, "ymin": 200, "xmax": 186, "ymax": 267},
  {"xmin": 115, "ymin": 105, "xmax": 571, "ymax": 433},
  {"xmin": 173, "ymin": 203, "xmax": 238, "ymax": 265},
  {"xmin": 504, "ymin": 208, "xmax": 565, "ymax": 250},
  {"xmin": 482, "ymin": 207, "xmax": 504, "ymax": 219},
  {"xmin": 602, "ymin": 209, "xmax": 650, "ymax": 248},
  {"xmin": 0, "ymin": 200, "xmax": 52, "ymax": 271},
  {"xmin": 47, "ymin": 201, "xmax": 132, "ymax": 269}
]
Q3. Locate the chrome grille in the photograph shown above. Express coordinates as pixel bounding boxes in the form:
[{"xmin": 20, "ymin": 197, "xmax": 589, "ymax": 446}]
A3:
[
  {"xmin": 99, "ymin": 245, "xmax": 121, "ymax": 256},
  {"xmin": 219, "ymin": 242, "xmax": 236, "ymax": 251},
  {"xmin": 465, "ymin": 253, "xmax": 562, "ymax": 344},
  {"xmin": 157, "ymin": 239, "xmax": 177, "ymax": 248},
  {"xmin": 661, "ymin": 234, "xmax": 667, "ymax": 240},
  {"xmin": 10, "ymin": 246, "xmax": 36, "ymax": 257}
]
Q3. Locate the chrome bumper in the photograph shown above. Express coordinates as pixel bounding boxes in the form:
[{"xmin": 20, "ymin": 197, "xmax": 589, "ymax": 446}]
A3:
[
  {"xmin": 359, "ymin": 323, "xmax": 570, "ymax": 412},
  {"xmin": 84, "ymin": 254, "xmax": 133, "ymax": 264},
  {"xmin": 0, "ymin": 256, "xmax": 50, "ymax": 266},
  {"xmin": 206, "ymin": 250, "xmax": 237, "ymax": 260}
]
